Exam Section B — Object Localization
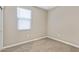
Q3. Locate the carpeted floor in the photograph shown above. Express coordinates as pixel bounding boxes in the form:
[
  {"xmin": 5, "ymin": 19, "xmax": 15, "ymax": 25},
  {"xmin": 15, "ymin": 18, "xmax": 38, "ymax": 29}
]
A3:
[{"xmin": 1, "ymin": 38, "xmax": 79, "ymax": 52}]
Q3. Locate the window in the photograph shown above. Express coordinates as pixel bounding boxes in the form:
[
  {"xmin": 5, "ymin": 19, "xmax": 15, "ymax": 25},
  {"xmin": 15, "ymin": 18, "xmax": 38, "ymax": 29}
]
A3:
[{"xmin": 17, "ymin": 7, "xmax": 32, "ymax": 30}]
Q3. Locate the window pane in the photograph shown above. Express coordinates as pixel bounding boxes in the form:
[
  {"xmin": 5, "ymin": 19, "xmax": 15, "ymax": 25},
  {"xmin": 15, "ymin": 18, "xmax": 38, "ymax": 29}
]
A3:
[
  {"xmin": 17, "ymin": 8, "xmax": 31, "ymax": 19},
  {"xmin": 17, "ymin": 7, "xmax": 31, "ymax": 30},
  {"xmin": 17, "ymin": 18, "xmax": 31, "ymax": 30}
]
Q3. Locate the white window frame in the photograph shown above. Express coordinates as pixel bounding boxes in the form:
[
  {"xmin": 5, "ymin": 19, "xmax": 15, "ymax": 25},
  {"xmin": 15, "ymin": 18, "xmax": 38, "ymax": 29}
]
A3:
[{"xmin": 17, "ymin": 7, "xmax": 32, "ymax": 31}]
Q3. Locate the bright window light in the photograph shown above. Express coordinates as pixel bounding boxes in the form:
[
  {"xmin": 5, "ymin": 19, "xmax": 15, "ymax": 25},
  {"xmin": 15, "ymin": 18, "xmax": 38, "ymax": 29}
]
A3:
[{"xmin": 17, "ymin": 7, "xmax": 32, "ymax": 30}]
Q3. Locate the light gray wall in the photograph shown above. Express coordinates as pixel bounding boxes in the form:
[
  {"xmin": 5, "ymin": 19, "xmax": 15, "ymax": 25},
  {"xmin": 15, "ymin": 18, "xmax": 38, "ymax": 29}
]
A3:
[
  {"xmin": 3, "ymin": 6, "xmax": 48, "ymax": 46},
  {"xmin": 4, "ymin": 6, "xmax": 79, "ymax": 47},
  {"xmin": 48, "ymin": 6, "xmax": 79, "ymax": 46}
]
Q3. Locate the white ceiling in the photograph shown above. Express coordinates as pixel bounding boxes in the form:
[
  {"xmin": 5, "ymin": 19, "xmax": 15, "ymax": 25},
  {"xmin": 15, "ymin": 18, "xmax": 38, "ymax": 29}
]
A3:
[{"xmin": 37, "ymin": 6, "xmax": 56, "ymax": 10}]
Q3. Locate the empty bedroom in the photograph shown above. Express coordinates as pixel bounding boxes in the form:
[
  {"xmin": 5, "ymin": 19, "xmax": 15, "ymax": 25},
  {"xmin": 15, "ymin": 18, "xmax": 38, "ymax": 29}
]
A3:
[{"xmin": 0, "ymin": 6, "xmax": 79, "ymax": 52}]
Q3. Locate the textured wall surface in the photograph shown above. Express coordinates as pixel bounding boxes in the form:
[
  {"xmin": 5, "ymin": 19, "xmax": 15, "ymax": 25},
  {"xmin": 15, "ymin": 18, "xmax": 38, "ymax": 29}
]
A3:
[
  {"xmin": 3, "ymin": 6, "xmax": 47, "ymax": 46},
  {"xmin": 48, "ymin": 6, "xmax": 79, "ymax": 46}
]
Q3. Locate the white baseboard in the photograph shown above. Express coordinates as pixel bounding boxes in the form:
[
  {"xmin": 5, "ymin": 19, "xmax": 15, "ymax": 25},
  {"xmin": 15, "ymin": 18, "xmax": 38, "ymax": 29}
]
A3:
[
  {"xmin": 47, "ymin": 36, "xmax": 79, "ymax": 48},
  {"xmin": 1, "ymin": 35, "xmax": 79, "ymax": 51},
  {"xmin": 0, "ymin": 36, "xmax": 47, "ymax": 51}
]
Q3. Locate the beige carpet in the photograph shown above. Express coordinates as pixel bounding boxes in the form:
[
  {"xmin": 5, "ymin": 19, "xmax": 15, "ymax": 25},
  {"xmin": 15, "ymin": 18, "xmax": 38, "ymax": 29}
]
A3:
[{"xmin": 1, "ymin": 38, "xmax": 79, "ymax": 52}]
